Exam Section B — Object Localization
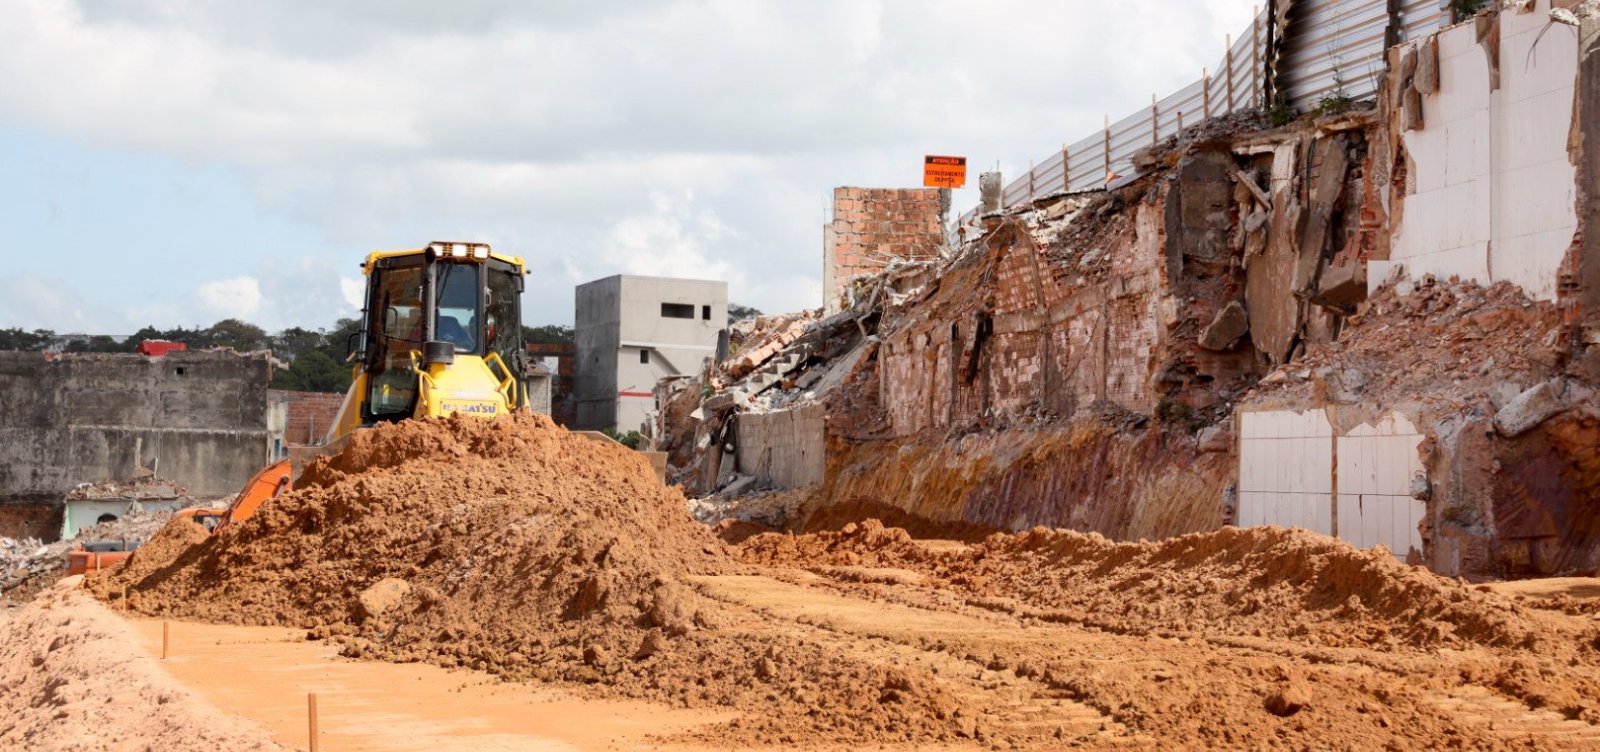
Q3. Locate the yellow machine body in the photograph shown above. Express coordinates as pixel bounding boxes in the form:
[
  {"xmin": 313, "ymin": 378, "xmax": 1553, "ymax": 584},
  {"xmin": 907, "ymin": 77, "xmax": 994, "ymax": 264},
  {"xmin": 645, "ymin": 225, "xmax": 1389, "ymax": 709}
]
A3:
[{"xmin": 323, "ymin": 241, "xmax": 530, "ymax": 447}]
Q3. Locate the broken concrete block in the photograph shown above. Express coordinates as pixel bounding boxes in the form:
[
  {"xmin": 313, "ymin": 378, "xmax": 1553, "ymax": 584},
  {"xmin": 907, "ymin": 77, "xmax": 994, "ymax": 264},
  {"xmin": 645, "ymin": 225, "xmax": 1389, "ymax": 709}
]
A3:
[
  {"xmin": 1314, "ymin": 247, "xmax": 1367, "ymax": 309},
  {"xmin": 1199, "ymin": 301, "xmax": 1250, "ymax": 351},
  {"xmin": 1403, "ymin": 87, "xmax": 1425, "ymax": 131},
  {"xmin": 1493, "ymin": 381, "xmax": 1567, "ymax": 438},
  {"xmin": 1415, "ymin": 37, "xmax": 1439, "ymax": 95}
]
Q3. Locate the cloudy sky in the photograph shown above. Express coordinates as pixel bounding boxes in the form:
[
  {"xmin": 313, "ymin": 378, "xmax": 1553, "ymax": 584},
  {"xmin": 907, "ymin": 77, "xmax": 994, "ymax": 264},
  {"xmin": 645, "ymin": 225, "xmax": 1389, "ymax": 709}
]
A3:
[{"xmin": 0, "ymin": 0, "xmax": 1257, "ymax": 334}]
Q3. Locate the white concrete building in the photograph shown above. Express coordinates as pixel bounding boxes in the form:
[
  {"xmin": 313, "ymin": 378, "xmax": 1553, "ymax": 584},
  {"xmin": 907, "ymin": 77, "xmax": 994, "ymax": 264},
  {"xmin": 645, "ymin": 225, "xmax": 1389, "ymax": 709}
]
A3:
[{"xmin": 574, "ymin": 275, "xmax": 727, "ymax": 432}]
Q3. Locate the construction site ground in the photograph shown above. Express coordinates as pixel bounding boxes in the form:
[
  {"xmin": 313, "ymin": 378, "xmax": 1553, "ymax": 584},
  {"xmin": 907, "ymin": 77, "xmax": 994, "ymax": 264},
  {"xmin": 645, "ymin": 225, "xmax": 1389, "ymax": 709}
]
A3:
[
  {"xmin": 4, "ymin": 562, "xmax": 1600, "ymax": 751},
  {"xmin": 6, "ymin": 415, "xmax": 1600, "ymax": 750}
]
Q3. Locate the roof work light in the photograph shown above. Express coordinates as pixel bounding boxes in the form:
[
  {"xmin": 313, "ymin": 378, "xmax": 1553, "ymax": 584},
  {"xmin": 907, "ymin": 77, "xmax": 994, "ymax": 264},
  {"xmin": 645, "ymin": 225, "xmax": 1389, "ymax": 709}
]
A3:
[{"xmin": 427, "ymin": 242, "xmax": 491, "ymax": 260}]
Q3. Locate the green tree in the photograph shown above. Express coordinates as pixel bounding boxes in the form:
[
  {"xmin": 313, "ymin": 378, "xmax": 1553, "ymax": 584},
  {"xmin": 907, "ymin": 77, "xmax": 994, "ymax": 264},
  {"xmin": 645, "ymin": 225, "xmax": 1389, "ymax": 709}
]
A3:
[
  {"xmin": 522, "ymin": 324, "xmax": 574, "ymax": 344},
  {"xmin": 320, "ymin": 317, "xmax": 363, "ymax": 363},
  {"xmin": 0, "ymin": 328, "xmax": 55, "ymax": 351},
  {"xmin": 270, "ymin": 326, "xmax": 325, "ymax": 363},
  {"xmin": 271, "ymin": 349, "xmax": 349, "ymax": 393},
  {"xmin": 728, "ymin": 303, "xmax": 762, "ymax": 325},
  {"xmin": 62, "ymin": 335, "xmax": 127, "ymax": 353},
  {"xmin": 201, "ymin": 319, "xmax": 269, "ymax": 351}
]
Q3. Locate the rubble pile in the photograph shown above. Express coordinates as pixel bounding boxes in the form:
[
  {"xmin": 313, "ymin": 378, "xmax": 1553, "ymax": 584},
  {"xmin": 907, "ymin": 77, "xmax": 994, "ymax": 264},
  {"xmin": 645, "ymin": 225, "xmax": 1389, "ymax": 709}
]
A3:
[
  {"xmin": 94, "ymin": 414, "xmax": 988, "ymax": 745},
  {"xmin": 653, "ymin": 260, "xmax": 939, "ymax": 498},
  {"xmin": 66, "ymin": 471, "xmax": 190, "ymax": 502},
  {"xmin": 0, "ymin": 537, "xmax": 67, "ymax": 599},
  {"xmin": 2, "ymin": 502, "xmax": 183, "ymax": 601},
  {"xmin": 1247, "ymin": 278, "xmax": 1580, "ymax": 420}
]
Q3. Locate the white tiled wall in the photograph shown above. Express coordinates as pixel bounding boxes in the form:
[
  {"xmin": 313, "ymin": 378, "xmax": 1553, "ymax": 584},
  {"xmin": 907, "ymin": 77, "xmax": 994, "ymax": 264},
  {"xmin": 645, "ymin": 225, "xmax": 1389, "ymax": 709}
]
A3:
[
  {"xmin": 1238, "ymin": 409, "xmax": 1335, "ymax": 536},
  {"xmin": 1383, "ymin": 0, "xmax": 1578, "ymax": 302},
  {"xmin": 1336, "ymin": 413, "xmax": 1426, "ymax": 558},
  {"xmin": 1238, "ymin": 409, "xmax": 1425, "ymax": 558}
]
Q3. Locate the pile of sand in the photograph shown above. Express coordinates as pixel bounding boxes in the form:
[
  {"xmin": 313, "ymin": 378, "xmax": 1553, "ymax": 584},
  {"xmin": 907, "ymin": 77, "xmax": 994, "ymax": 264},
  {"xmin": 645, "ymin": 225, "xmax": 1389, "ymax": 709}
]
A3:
[
  {"xmin": 0, "ymin": 579, "xmax": 282, "ymax": 751},
  {"xmin": 741, "ymin": 521, "xmax": 1543, "ymax": 649},
  {"xmin": 93, "ymin": 414, "xmax": 977, "ymax": 745}
]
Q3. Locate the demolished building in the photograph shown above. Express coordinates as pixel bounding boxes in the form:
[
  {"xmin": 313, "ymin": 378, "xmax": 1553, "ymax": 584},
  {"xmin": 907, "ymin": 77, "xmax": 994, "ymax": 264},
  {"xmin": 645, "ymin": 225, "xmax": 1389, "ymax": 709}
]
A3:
[
  {"xmin": 0, "ymin": 349, "xmax": 275, "ymax": 540},
  {"xmin": 652, "ymin": 0, "xmax": 1600, "ymax": 579}
]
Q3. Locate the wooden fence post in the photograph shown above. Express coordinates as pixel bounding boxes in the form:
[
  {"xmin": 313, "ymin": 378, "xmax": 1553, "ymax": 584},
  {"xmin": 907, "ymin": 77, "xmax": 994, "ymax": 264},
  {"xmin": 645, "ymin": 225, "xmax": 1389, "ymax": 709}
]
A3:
[
  {"xmin": 1102, "ymin": 114, "xmax": 1112, "ymax": 182},
  {"xmin": 1204, "ymin": 68, "xmax": 1212, "ymax": 120},
  {"xmin": 1062, "ymin": 143, "xmax": 1071, "ymax": 193},
  {"xmin": 308, "ymin": 693, "xmax": 319, "ymax": 752},
  {"xmin": 1027, "ymin": 159, "xmax": 1035, "ymax": 200},
  {"xmin": 1226, "ymin": 34, "xmax": 1236, "ymax": 112},
  {"xmin": 1151, "ymin": 93, "xmax": 1159, "ymax": 146},
  {"xmin": 1253, "ymin": 8, "xmax": 1263, "ymax": 107}
]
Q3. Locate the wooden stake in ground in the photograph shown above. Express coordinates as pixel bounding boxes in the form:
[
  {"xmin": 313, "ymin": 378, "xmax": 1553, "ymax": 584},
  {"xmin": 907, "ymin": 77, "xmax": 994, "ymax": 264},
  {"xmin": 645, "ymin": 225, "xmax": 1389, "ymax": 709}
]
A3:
[
  {"xmin": 161, "ymin": 621, "xmax": 169, "ymax": 660},
  {"xmin": 308, "ymin": 692, "xmax": 319, "ymax": 752}
]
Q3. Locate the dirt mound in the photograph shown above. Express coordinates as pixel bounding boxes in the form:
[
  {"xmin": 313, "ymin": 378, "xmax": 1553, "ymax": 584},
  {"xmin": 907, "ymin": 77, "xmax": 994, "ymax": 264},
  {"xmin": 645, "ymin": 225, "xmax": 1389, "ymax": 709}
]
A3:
[
  {"xmin": 92, "ymin": 414, "xmax": 980, "ymax": 745},
  {"xmin": 1, "ymin": 579, "xmax": 283, "ymax": 751},
  {"xmin": 96, "ymin": 412, "xmax": 726, "ymax": 661},
  {"xmin": 742, "ymin": 521, "xmax": 1543, "ymax": 649}
]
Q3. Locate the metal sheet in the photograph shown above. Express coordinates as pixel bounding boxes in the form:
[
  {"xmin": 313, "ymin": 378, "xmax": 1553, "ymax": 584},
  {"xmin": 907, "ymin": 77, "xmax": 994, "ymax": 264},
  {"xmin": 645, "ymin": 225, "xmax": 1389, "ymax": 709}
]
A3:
[{"xmin": 964, "ymin": 0, "xmax": 1450, "ymax": 221}]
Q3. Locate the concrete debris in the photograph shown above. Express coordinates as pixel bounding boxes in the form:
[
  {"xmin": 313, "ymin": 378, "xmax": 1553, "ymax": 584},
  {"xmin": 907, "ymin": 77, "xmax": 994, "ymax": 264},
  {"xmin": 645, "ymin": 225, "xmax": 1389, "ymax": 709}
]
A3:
[
  {"xmin": 66, "ymin": 473, "xmax": 189, "ymax": 501},
  {"xmin": 653, "ymin": 258, "xmax": 937, "ymax": 497},
  {"xmin": 1198, "ymin": 301, "xmax": 1250, "ymax": 350},
  {"xmin": 1493, "ymin": 380, "xmax": 1569, "ymax": 437},
  {"xmin": 0, "ymin": 537, "xmax": 71, "ymax": 598},
  {"xmin": 688, "ymin": 488, "xmax": 812, "ymax": 529},
  {"xmin": 2, "ymin": 490, "xmax": 189, "ymax": 599}
]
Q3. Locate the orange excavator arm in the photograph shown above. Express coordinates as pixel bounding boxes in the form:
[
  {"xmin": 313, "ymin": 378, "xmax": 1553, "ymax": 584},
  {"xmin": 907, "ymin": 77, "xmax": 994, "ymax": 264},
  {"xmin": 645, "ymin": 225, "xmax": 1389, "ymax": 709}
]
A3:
[{"xmin": 214, "ymin": 459, "xmax": 292, "ymax": 534}]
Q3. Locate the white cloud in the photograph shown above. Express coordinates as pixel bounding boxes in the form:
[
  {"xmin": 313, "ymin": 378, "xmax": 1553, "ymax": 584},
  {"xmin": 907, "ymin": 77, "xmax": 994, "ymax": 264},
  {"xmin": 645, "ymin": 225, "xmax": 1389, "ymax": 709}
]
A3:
[
  {"xmin": 0, "ymin": 0, "xmax": 1262, "ymax": 330},
  {"xmin": 339, "ymin": 278, "xmax": 365, "ymax": 311},
  {"xmin": 195, "ymin": 276, "xmax": 262, "ymax": 320},
  {"xmin": 0, "ymin": 274, "xmax": 98, "ymax": 331}
]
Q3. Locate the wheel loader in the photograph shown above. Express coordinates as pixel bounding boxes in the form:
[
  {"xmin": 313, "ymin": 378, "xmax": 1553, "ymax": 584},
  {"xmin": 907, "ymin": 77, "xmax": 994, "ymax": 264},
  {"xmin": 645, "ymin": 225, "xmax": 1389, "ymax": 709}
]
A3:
[{"xmin": 76, "ymin": 241, "xmax": 532, "ymax": 565}]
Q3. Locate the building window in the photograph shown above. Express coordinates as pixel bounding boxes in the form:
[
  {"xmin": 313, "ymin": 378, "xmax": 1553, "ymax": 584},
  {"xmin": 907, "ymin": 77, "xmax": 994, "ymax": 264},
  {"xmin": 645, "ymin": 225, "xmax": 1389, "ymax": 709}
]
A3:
[
  {"xmin": 639, "ymin": 349, "xmax": 651, "ymax": 364},
  {"xmin": 701, "ymin": 305, "xmax": 711, "ymax": 320},
  {"xmin": 661, "ymin": 303, "xmax": 694, "ymax": 319}
]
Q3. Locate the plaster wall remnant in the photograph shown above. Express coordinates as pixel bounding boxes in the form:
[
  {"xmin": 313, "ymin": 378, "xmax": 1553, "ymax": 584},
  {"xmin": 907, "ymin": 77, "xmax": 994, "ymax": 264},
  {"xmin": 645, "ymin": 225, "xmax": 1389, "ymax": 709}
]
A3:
[
  {"xmin": 0, "ymin": 350, "xmax": 273, "ymax": 527},
  {"xmin": 734, "ymin": 403, "xmax": 826, "ymax": 491},
  {"xmin": 1377, "ymin": 0, "xmax": 1579, "ymax": 302}
]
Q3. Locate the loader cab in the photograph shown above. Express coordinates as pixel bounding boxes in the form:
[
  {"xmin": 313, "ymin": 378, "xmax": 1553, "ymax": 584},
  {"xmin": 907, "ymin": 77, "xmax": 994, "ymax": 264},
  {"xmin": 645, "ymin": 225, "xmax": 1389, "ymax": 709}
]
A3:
[{"xmin": 354, "ymin": 242, "xmax": 527, "ymax": 424}]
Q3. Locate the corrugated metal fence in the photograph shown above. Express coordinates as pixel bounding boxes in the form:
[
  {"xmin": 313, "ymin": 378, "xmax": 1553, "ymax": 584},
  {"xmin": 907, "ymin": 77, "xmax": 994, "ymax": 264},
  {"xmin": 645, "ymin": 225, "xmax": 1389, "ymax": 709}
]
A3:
[{"xmin": 967, "ymin": 0, "xmax": 1451, "ymax": 221}]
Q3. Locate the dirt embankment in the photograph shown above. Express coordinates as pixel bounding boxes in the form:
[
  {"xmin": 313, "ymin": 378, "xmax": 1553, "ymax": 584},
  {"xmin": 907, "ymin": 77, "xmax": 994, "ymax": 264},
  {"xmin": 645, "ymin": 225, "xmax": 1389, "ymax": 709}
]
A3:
[
  {"xmin": 91, "ymin": 414, "xmax": 981, "ymax": 746},
  {"xmin": 740, "ymin": 521, "xmax": 1552, "ymax": 651},
  {"xmin": 83, "ymin": 413, "xmax": 1600, "ymax": 749},
  {"xmin": 0, "ymin": 579, "xmax": 283, "ymax": 752}
]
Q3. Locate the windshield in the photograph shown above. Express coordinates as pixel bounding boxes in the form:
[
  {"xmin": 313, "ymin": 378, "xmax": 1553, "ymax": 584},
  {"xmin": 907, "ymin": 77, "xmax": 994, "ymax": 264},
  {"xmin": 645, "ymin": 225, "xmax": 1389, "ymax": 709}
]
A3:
[{"xmin": 435, "ymin": 262, "xmax": 479, "ymax": 352}]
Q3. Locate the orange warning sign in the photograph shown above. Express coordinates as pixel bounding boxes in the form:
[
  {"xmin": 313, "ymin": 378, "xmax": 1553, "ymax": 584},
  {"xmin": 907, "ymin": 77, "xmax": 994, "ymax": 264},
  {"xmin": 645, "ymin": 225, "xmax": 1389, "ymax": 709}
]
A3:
[{"xmin": 923, "ymin": 155, "xmax": 967, "ymax": 189}]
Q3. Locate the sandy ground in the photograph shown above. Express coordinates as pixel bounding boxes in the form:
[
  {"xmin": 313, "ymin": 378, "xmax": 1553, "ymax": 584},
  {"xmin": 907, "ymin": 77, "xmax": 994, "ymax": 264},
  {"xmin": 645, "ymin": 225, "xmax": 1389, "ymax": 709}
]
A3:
[
  {"xmin": 4, "ymin": 563, "xmax": 1600, "ymax": 750},
  {"xmin": 0, "ymin": 579, "xmax": 284, "ymax": 752},
  {"xmin": 64, "ymin": 416, "xmax": 1600, "ymax": 748},
  {"xmin": 130, "ymin": 619, "xmax": 736, "ymax": 752}
]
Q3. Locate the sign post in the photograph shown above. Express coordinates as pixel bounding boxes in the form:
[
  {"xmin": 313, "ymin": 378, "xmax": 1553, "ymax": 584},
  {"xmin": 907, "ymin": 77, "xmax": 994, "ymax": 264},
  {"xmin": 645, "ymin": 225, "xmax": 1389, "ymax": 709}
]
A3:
[{"xmin": 923, "ymin": 155, "xmax": 967, "ymax": 189}]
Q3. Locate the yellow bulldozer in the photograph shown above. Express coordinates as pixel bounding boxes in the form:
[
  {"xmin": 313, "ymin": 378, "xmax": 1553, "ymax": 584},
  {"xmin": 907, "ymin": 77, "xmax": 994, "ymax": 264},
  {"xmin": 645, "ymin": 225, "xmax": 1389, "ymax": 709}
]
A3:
[{"xmin": 159, "ymin": 241, "xmax": 528, "ymax": 537}]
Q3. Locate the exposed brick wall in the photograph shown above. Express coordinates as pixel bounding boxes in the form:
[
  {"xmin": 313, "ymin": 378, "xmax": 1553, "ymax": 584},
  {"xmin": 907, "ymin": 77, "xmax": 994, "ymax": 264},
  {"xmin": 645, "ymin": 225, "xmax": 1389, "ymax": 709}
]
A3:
[
  {"xmin": 828, "ymin": 187, "xmax": 945, "ymax": 312},
  {"xmin": 870, "ymin": 161, "xmax": 1257, "ymax": 442},
  {"xmin": 0, "ymin": 500, "xmax": 63, "ymax": 540},
  {"xmin": 269, "ymin": 390, "xmax": 345, "ymax": 446}
]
